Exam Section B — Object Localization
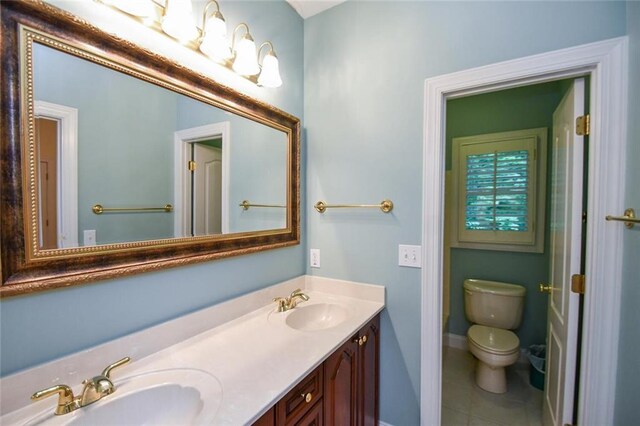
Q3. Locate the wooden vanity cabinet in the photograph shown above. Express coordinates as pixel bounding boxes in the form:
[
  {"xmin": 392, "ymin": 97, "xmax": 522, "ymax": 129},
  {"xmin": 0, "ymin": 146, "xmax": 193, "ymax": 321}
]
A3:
[
  {"xmin": 253, "ymin": 314, "xmax": 380, "ymax": 426},
  {"xmin": 324, "ymin": 315, "xmax": 379, "ymax": 426}
]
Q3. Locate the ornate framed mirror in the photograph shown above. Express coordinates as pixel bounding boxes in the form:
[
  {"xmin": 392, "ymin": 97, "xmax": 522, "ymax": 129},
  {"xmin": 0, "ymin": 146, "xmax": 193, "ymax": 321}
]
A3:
[{"xmin": 0, "ymin": 1, "xmax": 300, "ymax": 297}]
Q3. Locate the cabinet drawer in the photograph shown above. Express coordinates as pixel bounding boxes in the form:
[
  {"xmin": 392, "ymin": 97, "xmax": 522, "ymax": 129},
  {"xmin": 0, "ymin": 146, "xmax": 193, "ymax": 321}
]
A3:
[
  {"xmin": 277, "ymin": 365, "xmax": 324, "ymax": 425},
  {"xmin": 293, "ymin": 399, "xmax": 323, "ymax": 426}
]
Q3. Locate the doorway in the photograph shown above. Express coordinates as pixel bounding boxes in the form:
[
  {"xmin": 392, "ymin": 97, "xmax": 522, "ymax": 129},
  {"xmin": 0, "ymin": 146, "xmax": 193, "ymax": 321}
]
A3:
[
  {"xmin": 33, "ymin": 100, "xmax": 78, "ymax": 248},
  {"xmin": 173, "ymin": 122, "xmax": 230, "ymax": 237},
  {"xmin": 190, "ymin": 139, "xmax": 223, "ymax": 236},
  {"xmin": 420, "ymin": 37, "xmax": 628, "ymax": 426},
  {"xmin": 440, "ymin": 78, "xmax": 582, "ymax": 425}
]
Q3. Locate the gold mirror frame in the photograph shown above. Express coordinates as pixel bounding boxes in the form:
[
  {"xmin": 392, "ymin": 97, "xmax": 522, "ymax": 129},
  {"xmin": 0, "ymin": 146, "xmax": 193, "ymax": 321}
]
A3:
[{"xmin": 0, "ymin": 1, "xmax": 300, "ymax": 297}]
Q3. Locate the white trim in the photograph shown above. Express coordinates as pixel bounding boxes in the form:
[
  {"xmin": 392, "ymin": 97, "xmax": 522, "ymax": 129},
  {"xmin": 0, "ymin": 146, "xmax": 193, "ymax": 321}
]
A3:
[
  {"xmin": 173, "ymin": 122, "xmax": 231, "ymax": 237},
  {"xmin": 34, "ymin": 100, "xmax": 78, "ymax": 248},
  {"xmin": 443, "ymin": 332, "xmax": 468, "ymax": 351},
  {"xmin": 421, "ymin": 37, "xmax": 628, "ymax": 426},
  {"xmin": 378, "ymin": 421, "xmax": 394, "ymax": 426}
]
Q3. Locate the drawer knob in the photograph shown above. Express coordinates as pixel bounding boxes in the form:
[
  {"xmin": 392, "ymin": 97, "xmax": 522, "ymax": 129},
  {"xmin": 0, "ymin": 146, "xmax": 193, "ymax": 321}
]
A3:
[
  {"xmin": 354, "ymin": 335, "xmax": 368, "ymax": 346},
  {"xmin": 301, "ymin": 392, "xmax": 313, "ymax": 403}
]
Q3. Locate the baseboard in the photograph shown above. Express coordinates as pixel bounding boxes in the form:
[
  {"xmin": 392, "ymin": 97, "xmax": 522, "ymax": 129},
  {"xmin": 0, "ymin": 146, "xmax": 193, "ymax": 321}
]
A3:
[
  {"xmin": 443, "ymin": 332, "xmax": 468, "ymax": 350},
  {"xmin": 443, "ymin": 332, "xmax": 529, "ymax": 365},
  {"xmin": 379, "ymin": 421, "xmax": 394, "ymax": 426}
]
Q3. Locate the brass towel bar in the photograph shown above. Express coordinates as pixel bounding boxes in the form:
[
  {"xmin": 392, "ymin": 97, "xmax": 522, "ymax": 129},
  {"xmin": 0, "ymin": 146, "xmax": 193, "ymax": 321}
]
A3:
[
  {"xmin": 239, "ymin": 200, "xmax": 286, "ymax": 210},
  {"xmin": 92, "ymin": 204, "xmax": 173, "ymax": 214},
  {"xmin": 605, "ymin": 208, "xmax": 639, "ymax": 229},
  {"xmin": 314, "ymin": 199, "xmax": 394, "ymax": 214}
]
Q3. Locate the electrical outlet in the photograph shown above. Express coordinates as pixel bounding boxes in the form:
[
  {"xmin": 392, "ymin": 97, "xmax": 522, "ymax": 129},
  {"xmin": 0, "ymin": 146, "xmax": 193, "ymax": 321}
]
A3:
[
  {"xmin": 399, "ymin": 244, "xmax": 422, "ymax": 268},
  {"xmin": 84, "ymin": 229, "xmax": 96, "ymax": 246},
  {"xmin": 310, "ymin": 249, "xmax": 320, "ymax": 268}
]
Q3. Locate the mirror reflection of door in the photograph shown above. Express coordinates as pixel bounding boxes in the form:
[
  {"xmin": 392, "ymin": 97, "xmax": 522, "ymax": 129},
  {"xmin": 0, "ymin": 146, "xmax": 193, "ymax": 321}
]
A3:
[
  {"xmin": 35, "ymin": 117, "xmax": 58, "ymax": 249},
  {"xmin": 190, "ymin": 140, "xmax": 222, "ymax": 236}
]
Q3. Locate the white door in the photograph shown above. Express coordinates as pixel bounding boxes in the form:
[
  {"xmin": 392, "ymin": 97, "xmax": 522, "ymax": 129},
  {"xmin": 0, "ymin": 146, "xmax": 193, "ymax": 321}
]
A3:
[
  {"xmin": 193, "ymin": 143, "xmax": 222, "ymax": 236},
  {"xmin": 542, "ymin": 78, "xmax": 585, "ymax": 426}
]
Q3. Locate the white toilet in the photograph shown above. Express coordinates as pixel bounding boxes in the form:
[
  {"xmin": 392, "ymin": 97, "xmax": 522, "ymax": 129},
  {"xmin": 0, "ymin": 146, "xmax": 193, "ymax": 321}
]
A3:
[{"xmin": 464, "ymin": 279, "xmax": 526, "ymax": 394}]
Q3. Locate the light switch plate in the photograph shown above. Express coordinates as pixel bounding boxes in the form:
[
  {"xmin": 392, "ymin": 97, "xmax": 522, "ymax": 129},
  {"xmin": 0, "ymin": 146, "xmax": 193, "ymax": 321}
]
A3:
[
  {"xmin": 398, "ymin": 244, "xmax": 422, "ymax": 268},
  {"xmin": 310, "ymin": 249, "xmax": 320, "ymax": 268},
  {"xmin": 84, "ymin": 229, "xmax": 96, "ymax": 246}
]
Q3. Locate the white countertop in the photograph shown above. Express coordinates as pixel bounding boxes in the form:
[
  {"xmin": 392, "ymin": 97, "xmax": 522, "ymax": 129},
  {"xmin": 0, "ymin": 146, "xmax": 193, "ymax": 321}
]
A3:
[{"xmin": 0, "ymin": 275, "xmax": 385, "ymax": 425}]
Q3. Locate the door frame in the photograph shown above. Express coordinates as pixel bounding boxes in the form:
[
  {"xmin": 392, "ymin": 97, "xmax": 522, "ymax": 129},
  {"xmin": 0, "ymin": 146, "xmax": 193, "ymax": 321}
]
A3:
[
  {"xmin": 173, "ymin": 122, "xmax": 231, "ymax": 237},
  {"xmin": 420, "ymin": 37, "xmax": 628, "ymax": 425},
  {"xmin": 34, "ymin": 100, "xmax": 78, "ymax": 248}
]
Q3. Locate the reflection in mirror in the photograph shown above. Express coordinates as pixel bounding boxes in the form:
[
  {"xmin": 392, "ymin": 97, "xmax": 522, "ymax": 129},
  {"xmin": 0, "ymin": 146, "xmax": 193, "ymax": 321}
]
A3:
[{"xmin": 32, "ymin": 43, "xmax": 288, "ymax": 248}]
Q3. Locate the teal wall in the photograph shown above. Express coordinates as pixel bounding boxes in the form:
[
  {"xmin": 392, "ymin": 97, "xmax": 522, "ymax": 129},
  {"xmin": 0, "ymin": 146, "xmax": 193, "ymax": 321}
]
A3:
[
  {"xmin": 0, "ymin": 0, "xmax": 304, "ymax": 376},
  {"xmin": 445, "ymin": 81, "xmax": 568, "ymax": 349},
  {"xmin": 304, "ymin": 2, "xmax": 625, "ymax": 424},
  {"xmin": 615, "ymin": 2, "xmax": 640, "ymax": 425},
  {"xmin": 34, "ymin": 43, "xmax": 178, "ymax": 244}
]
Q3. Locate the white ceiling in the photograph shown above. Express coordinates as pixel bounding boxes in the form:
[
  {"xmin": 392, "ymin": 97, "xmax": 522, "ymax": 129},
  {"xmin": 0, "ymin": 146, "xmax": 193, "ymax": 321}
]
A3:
[{"xmin": 286, "ymin": 0, "xmax": 347, "ymax": 19}]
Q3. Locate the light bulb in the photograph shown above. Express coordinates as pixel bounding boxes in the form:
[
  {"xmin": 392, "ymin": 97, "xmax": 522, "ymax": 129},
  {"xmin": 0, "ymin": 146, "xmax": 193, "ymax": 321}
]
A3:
[
  {"xmin": 199, "ymin": 14, "xmax": 231, "ymax": 62},
  {"xmin": 258, "ymin": 52, "xmax": 282, "ymax": 88},
  {"xmin": 161, "ymin": 0, "xmax": 198, "ymax": 43},
  {"xmin": 232, "ymin": 35, "xmax": 259, "ymax": 76}
]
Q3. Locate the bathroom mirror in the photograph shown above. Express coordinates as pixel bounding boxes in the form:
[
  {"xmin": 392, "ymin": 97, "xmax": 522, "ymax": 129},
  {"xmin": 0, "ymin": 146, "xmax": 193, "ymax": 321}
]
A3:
[{"xmin": 0, "ymin": 1, "xmax": 300, "ymax": 297}]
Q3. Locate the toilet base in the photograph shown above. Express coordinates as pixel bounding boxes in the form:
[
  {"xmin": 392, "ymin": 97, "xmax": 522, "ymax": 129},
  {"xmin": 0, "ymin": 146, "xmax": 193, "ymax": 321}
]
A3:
[{"xmin": 475, "ymin": 360, "xmax": 507, "ymax": 394}]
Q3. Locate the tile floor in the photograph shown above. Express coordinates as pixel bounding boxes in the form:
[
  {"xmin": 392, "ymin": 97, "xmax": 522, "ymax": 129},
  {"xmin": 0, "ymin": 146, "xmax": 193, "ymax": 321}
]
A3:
[{"xmin": 442, "ymin": 346, "xmax": 543, "ymax": 426}]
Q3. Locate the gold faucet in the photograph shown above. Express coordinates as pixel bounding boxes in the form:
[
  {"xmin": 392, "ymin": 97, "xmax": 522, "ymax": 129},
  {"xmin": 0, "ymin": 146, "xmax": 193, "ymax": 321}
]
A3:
[
  {"xmin": 31, "ymin": 357, "xmax": 131, "ymax": 415},
  {"xmin": 273, "ymin": 288, "xmax": 309, "ymax": 312}
]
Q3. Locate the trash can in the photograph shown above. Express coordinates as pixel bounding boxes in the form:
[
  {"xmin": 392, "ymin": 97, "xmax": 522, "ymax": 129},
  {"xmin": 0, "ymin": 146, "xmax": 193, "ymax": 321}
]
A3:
[{"xmin": 527, "ymin": 344, "xmax": 546, "ymax": 390}]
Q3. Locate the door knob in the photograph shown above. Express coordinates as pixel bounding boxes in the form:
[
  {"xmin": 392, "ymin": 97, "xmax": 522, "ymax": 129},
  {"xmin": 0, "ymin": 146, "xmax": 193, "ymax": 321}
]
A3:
[{"xmin": 539, "ymin": 283, "xmax": 553, "ymax": 294}]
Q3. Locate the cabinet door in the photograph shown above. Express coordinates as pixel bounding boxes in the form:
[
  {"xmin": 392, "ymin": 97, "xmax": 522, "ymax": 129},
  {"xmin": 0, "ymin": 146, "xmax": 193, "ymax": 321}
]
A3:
[
  {"xmin": 294, "ymin": 400, "xmax": 323, "ymax": 426},
  {"xmin": 358, "ymin": 315, "xmax": 380, "ymax": 426},
  {"xmin": 323, "ymin": 338, "xmax": 358, "ymax": 426}
]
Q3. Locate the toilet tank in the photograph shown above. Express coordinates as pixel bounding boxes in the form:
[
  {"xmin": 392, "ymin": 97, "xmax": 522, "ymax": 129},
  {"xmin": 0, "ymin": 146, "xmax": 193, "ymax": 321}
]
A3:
[{"xmin": 463, "ymin": 279, "xmax": 526, "ymax": 329}]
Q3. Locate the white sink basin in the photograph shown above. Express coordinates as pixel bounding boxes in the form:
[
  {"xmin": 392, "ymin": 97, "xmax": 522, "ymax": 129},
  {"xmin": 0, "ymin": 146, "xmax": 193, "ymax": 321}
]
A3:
[
  {"xmin": 19, "ymin": 369, "xmax": 222, "ymax": 425},
  {"xmin": 285, "ymin": 303, "xmax": 348, "ymax": 331}
]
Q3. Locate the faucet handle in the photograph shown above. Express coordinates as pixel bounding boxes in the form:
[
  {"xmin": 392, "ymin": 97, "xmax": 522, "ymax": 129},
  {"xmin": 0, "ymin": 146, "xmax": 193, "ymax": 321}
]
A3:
[
  {"xmin": 101, "ymin": 356, "xmax": 131, "ymax": 379},
  {"xmin": 31, "ymin": 384, "xmax": 79, "ymax": 415},
  {"xmin": 273, "ymin": 297, "xmax": 288, "ymax": 312}
]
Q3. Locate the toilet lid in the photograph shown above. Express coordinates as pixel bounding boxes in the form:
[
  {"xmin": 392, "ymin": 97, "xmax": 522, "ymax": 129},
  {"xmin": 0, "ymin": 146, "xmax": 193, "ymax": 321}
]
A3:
[{"xmin": 468, "ymin": 325, "xmax": 520, "ymax": 354}]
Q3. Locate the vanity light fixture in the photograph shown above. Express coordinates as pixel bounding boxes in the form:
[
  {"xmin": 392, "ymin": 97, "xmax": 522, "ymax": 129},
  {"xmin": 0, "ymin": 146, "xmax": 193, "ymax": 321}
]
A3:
[
  {"xmin": 101, "ymin": 0, "xmax": 156, "ymax": 18},
  {"xmin": 161, "ymin": 0, "xmax": 199, "ymax": 44},
  {"xmin": 257, "ymin": 42, "xmax": 282, "ymax": 88},
  {"xmin": 198, "ymin": 0, "xmax": 231, "ymax": 62},
  {"xmin": 97, "ymin": 0, "xmax": 283, "ymax": 87},
  {"xmin": 231, "ymin": 23, "xmax": 260, "ymax": 76}
]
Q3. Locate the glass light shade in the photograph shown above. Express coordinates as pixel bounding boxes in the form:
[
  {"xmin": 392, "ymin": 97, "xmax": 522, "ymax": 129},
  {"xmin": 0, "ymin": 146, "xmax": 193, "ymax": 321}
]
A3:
[
  {"xmin": 232, "ymin": 36, "xmax": 260, "ymax": 76},
  {"xmin": 104, "ymin": 0, "xmax": 155, "ymax": 17},
  {"xmin": 161, "ymin": 0, "xmax": 198, "ymax": 43},
  {"xmin": 199, "ymin": 15, "xmax": 231, "ymax": 62},
  {"xmin": 258, "ymin": 53, "xmax": 282, "ymax": 88}
]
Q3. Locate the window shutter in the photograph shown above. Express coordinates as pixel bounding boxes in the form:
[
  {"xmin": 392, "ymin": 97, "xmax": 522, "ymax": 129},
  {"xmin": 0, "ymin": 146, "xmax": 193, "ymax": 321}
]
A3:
[{"xmin": 465, "ymin": 150, "xmax": 529, "ymax": 232}]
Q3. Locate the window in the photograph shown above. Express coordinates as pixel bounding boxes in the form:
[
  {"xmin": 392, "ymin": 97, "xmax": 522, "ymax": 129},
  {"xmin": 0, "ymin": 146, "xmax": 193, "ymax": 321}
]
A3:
[{"xmin": 451, "ymin": 128, "xmax": 547, "ymax": 253}]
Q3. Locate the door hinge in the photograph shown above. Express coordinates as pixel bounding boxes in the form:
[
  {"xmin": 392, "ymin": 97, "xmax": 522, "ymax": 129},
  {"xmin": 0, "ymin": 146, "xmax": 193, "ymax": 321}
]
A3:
[
  {"xmin": 571, "ymin": 274, "xmax": 585, "ymax": 295},
  {"xmin": 576, "ymin": 114, "xmax": 590, "ymax": 136},
  {"xmin": 188, "ymin": 160, "xmax": 196, "ymax": 172}
]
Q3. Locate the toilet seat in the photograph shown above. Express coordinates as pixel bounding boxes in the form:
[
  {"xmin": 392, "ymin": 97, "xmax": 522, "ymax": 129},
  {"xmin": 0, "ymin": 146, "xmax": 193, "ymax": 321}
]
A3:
[{"xmin": 468, "ymin": 325, "xmax": 519, "ymax": 355}]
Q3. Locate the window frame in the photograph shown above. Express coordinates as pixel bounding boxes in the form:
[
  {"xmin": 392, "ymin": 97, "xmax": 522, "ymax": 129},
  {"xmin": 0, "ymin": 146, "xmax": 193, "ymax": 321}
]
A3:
[{"xmin": 450, "ymin": 127, "xmax": 547, "ymax": 253}]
